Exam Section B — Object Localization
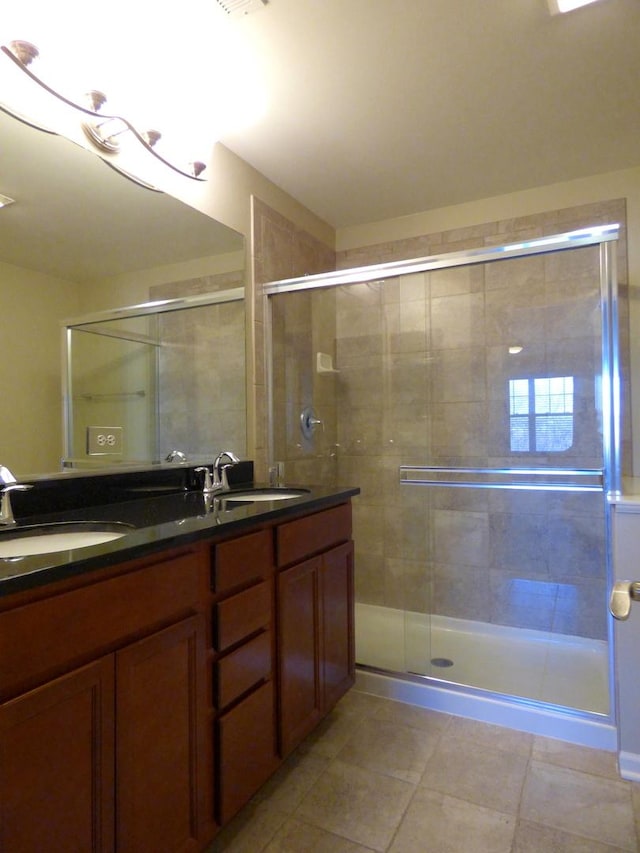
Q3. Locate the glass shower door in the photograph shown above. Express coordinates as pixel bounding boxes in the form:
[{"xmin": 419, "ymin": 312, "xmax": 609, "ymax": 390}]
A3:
[{"xmin": 267, "ymin": 226, "xmax": 624, "ymax": 716}]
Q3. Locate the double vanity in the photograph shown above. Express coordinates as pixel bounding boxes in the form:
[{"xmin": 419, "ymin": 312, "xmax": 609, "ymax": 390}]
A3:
[{"xmin": 0, "ymin": 464, "xmax": 358, "ymax": 852}]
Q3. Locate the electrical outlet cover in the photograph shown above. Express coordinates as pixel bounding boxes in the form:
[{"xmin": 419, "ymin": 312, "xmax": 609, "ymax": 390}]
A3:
[{"xmin": 87, "ymin": 426, "xmax": 124, "ymax": 455}]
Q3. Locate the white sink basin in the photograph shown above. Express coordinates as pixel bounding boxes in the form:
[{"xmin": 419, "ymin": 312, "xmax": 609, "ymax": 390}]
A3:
[
  {"xmin": 222, "ymin": 489, "xmax": 309, "ymax": 502},
  {"xmin": 0, "ymin": 522, "xmax": 133, "ymax": 558}
]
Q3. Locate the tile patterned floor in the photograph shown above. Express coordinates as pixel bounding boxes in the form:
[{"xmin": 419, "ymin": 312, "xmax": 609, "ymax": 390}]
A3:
[{"xmin": 208, "ymin": 689, "xmax": 640, "ymax": 852}]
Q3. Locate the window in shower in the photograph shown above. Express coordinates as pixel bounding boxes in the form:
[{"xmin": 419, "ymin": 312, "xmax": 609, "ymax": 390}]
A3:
[{"xmin": 509, "ymin": 376, "xmax": 574, "ymax": 452}]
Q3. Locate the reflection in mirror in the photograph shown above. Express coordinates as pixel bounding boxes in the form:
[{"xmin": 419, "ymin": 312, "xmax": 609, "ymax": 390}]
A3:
[
  {"xmin": 64, "ymin": 290, "xmax": 246, "ymax": 468},
  {"xmin": 0, "ymin": 108, "xmax": 246, "ymax": 478}
]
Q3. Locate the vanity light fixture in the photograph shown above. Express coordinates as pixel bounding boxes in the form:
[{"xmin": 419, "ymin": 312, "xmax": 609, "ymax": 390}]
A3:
[
  {"xmin": 2, "ymin": 41, "xmax": 206, "ymax": 181},
  {"xmin": 547, "ymin": 0, "xmax": 604, "ymax": 14}
]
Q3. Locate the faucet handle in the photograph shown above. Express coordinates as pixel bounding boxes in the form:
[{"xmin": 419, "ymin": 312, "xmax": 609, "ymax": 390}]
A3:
[{"xmin": 194, "ymin": 466, "xmax": 214, "ymax": 493}]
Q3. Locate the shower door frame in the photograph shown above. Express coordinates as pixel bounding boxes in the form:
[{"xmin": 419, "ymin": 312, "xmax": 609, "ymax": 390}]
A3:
[{"xmin": 264, "ymin": 223, "xmax": 622, "ymax": 725}]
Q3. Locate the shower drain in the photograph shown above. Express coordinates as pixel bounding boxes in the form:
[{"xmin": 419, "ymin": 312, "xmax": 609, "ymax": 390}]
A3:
[{"xmin": 430, "ymin": 657, "xmax": 454, "ymax": 668}]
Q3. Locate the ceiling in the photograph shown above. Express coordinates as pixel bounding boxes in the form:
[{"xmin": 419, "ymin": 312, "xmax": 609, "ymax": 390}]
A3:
[{"xmin": 219, "ymin": 0, "xmax": 640, "ymax": 229}]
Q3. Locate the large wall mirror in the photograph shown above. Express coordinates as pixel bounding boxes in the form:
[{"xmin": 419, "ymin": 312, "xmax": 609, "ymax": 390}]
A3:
[{"xmin": 0, "ymin": 107, "xmax": 246, "ymax": 478}]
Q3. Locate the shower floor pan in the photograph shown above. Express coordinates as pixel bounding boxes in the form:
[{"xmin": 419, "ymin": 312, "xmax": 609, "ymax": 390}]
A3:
[{"xmin": 355, "ymin": 603, "xmax": 609, "ymax": 716}]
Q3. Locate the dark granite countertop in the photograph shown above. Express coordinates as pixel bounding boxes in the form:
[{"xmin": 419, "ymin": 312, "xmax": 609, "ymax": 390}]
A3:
[{"xmin": 0, "ymin": 475, "xmax": 359, "ymax": 598}]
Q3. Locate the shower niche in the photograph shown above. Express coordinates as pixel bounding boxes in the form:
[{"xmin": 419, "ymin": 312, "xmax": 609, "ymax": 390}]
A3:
[{"xmin": 63, "ymin": 289, "xmax": 246, "ymax": 468}]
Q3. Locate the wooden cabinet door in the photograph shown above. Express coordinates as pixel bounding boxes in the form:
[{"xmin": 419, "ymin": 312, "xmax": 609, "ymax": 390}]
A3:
[
  {"xmin": 116, "ymin": 615, "xmax": 212, "ymax": 853},
  {"xmin": 217, "ymin": 680, "xmax": 278, "ymax": 824},
  {"xmin": 0, "ymin": 656, "xmax": 115, "ymax": 853},
  {"xmin": 277, "ymin": 556, "xmax": 322, "ymax": 756},
  {"xmin": 320, "ymin": 541, "xmax": 355, "ymax": 710}
]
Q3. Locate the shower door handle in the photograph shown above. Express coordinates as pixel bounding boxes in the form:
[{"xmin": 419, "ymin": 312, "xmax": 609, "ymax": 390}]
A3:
[{"xmin": 609, "ymin": 581, "xmax": 640, "ymax": 620}]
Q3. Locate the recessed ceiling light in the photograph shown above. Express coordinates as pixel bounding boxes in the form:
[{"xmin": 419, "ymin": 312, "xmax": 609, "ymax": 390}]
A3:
[
  {"xmin": 548, "ymin": 0, "xmax": 603, "ymax": 14},
  {"xmin": 0, "ymin": 194, "xmax": 15, "ymax": 208}
]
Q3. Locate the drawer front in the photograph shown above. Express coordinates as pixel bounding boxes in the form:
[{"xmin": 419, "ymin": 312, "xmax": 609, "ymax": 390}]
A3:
[
  {"xmin": 213, "ymin": 529, "xmax": 273, "ymax": 593},
  {"xmin": 0, "ymin": 548, "xmax": 205, "ymax": 700},
  {"xmin": 214, "ymin": 581, "xmax": 271, "ymax": 652},
  {"xmin": 276, "ymin": 503, "xmax": 352, "ymax": 567},
  {"xmin": 217, "ymin": 680, "xmax": 278, "ymax": 824},
  {"xmin": 217, "ymin": 629, "xmax": 271, "ymax": 710}
]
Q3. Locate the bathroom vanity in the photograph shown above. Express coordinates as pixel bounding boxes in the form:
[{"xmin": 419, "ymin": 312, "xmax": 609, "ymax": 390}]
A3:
[{"xmin": 0, "ymin": 471, "xmax": 357, "ymax": 852}]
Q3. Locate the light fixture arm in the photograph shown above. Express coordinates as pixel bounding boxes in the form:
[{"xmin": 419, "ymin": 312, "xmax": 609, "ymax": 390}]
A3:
[{"xmin": 1, "ymin": 43, "xmax": 206, "ymax": 182}]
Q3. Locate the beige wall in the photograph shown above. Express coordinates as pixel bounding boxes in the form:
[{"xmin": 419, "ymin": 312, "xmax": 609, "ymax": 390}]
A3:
[{"xmin": 1, "ymin": 261, "xmax": 80, "ymax": 475}]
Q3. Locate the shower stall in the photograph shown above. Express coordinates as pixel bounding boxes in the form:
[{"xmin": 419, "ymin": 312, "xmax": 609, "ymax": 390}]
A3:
[
  {"xmin": 62, "ymin": 289, "xmax": 246, "ymax": 467},
  {"xmin": 265, "ymin": 224, "xmax": 627, "ymax": 741}
]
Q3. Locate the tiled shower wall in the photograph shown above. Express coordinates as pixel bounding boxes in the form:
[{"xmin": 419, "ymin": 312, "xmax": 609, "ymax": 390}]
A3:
[
  {"xmin": 262, "ymin": 199, "xmax": 629, "ymax": 641},
  {"xmin": 150, "ymin": 271, "xmax": 246, "ymax": 461}
]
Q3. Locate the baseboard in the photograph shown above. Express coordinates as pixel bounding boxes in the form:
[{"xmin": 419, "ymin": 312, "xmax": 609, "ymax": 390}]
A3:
[
  {"xmin": 355, "ymin": 668, "xmax": 617, "ymax": 752},
  {"xmin": 618, "ymin": 751, "xmax": 640, "ymax": 781}
]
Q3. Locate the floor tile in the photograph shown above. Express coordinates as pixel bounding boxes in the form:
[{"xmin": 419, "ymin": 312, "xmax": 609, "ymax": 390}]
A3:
[
  {"xmin": 372, "ymin": 695, "xmax": 453, "ymax": 736},
  {"xmin": 420, "ymin": 734, "xmax": 528, "ymax": 814},
  {"xmin": 388, "ymin": 787, "xmax": 515, "ymax": 853},
  {"xmin": 207, "ymin": 802, "xmax": 288, "ymax": 853},
  {"xmin": 295, "ymin": 759, "xmax": 414, "ymax": 852},
  {"xmin": 336, "ymin": 716, "xmax": 438, "ymax": 783},
  {"xmin": 520, "ymin": 761, "xmax": 637, "ymax": 851},
  {"xmin": 252, "ymin": 750, "xmax": 330, "ymax": 814},
  {"xmin": 532, "ymin": 735, "xmax": 620, "ymax": 780},
  {"xmin": 263, "ymin": 817, "xmax": 375, "ymax": 852},
  {"xmin": 513, "ymin": 819, "xmax": 632, "ymax": 852},
  {"xmin": 446, "ymin": 715, "xmax": 534, "ymax": 757}
]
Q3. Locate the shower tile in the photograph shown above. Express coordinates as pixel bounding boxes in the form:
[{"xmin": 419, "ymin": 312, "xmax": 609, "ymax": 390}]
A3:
[
  {"xmin": 545, "ymin": 296, "xmax": 600, "ymax": 343},
  {"xmin": 552, "ymin": 580, "xmax": 608, "ymax": 641},
  {"xmin": 546, "ymin": 516, "xmax": 605, "ymax": 581},
  {"xmin": 420, "ymin": 735, "xmax": 528, "ymax": 815},
  {"xmin": 484, "ymin": 254, "xmax": 545, "ymax": 292},
  {"xmin": 430, "ymin": 347, "xmax": 486, "ymax": 403},
  {"xmin": 429, "ymin": 264, "xmax": 484, "ymax": 298},
  {"xmin": 489, "ymin": 512, "xmax": 549, "ymax": 575},
  {"xmin": 295, "ymin": 760, "xmax": 414, "ymax": 851},
  {"xmin": 489, "ymin": 572, "xmax": 556, "ymax": 632},
  {"xmin": 389, "ymin": 788, "xmax": 515, "ymax": 853},
  {"xmin": 520, "ymin": 761, "xmax": 637, "ymax": 850},
  {"xmin": 434, "ymin": 509, "xmax": 489, "ymax": 568},
  {"xmin": 433, "ymin": 564, "xmax": 491, "ymax": 622},
  {"xmin": 399, "ymin": 272, "xmax": 428, "ymax": 302},
  {"xmin": 353, "ymin": 553, "xmax": 385, "ymax": 606},
  {"xmin": 485, "ymin": 282, "xmax": 547, "ymax": 346},
  {"xmin": 430, "ymin": 291, "xmax": 485, "ymax": 350},
  {"xmin": 336, "ymin": 717, "xmax": 438, "ymax": 784},
  {"xmin": 430, "ymin": 401, "xmax": 488, "ymax": 457}
]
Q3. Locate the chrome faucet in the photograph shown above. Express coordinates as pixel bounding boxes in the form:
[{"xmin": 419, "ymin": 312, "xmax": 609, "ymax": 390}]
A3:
[
  {"xmin": 0, "ymin": 465, "xmax": 32, "ymax": 526},
  {"xmin": 195, "ymin": 451, "xmax": 240, "ymax": 496},
  {"xmin": 165, "ymin": 449, "xmax": 188, "ymax": 463}
]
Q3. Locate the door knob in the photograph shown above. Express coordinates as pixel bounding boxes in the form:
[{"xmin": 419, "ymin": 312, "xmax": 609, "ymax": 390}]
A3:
[{"xmin": 609, "ymin": 581, "xmax": 640, "ymax": 620}]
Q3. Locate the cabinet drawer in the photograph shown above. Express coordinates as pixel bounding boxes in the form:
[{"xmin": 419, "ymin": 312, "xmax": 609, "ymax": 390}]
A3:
[
  {"xmin": 0, "ymin": 548, "xmax": 205, "ymax": 700},
  {"xmin": 217, "ymin": 680, "xmax": 278, "ymax": 824},
  {"xmin": 213, "ymin": 529, "xmax": 273, "ymax": 593},
  {"xmin": 217, "ymin": 629, "xmax": 272, "ymax": 710},
  {"xmin": 276, "ymin": 503, "xmax": 352, "ymax": 567},
  {"xmin": 214, "ymin": 581, "xmax": 271, "ymax": 652}
]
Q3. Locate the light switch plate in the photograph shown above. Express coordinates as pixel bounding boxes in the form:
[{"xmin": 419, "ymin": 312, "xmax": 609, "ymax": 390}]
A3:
[{"xmin": 86, "ymin": 426, "xmax": 124, "ymax": 455}]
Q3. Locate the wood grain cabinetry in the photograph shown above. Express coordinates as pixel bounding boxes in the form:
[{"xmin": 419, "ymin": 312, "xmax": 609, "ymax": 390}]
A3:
[
  {"xmin": 276, "ymin": 504, "xmax": 355, "ymax": 756},
  {"xmin": 0, "ymin": 498, "xmax": 355, "ymax": 850},
  {"xmin": 0, "ymin": 546, "xmax": 213, "ymax": 853},
  {"xmin": 211, "ymin": 528, "xmax": 279, "ymax": 825}
]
